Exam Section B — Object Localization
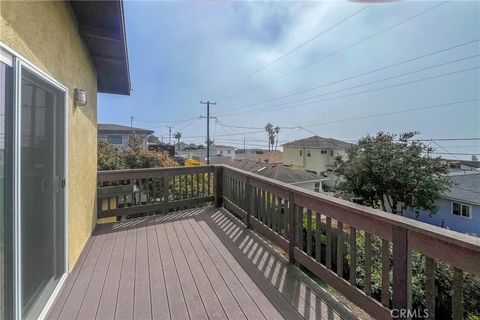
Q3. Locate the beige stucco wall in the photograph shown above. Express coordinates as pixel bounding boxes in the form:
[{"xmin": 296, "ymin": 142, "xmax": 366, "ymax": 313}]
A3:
[
  {"xmin": 284, "ymin": 146, "xmax": 346, "ymax": 173},
  {"xmin": 1, "ymin": 1, "xmax": 98, "ymax": 271}
]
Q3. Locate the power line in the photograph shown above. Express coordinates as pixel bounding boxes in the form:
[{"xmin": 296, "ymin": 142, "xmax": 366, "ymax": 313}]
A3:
[
  {"xmin": 219, "ymin": 39, "xmax": 479, "ymax": 112},
  {"xmin": 220, "ymin": 66, "xmax": 479, "ymax": 117},
  {"xmin": 134, "ymin": 116, "xmax": 199, "ymax": 124},
  {"xmin": 220, "ymin": 1, "xmax": 450, "ymax": 102},
  {"xmin": 217, "ymin": 53, "xmax": 479, "ymax": 115},
  {"xmin": 431, "ymin": 140, "xmax": 459, "ymax": 160},
  {"xmin": 213, "ymin": 4, "xmax": 371, "ymax": 97}
]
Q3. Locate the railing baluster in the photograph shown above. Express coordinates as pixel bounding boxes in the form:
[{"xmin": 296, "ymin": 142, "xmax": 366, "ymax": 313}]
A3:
[
  {"xmin": 296, "ymin": 206, "xmax": 303, "ymax": 250},
  {"xmin": 381, "ymin": 239, "xmax": 390, "ymax": 307},
  {"xmin": 283, "ymin": 199, "xmax": 288, "ymax": 238},
  {"xmin": 326, "ymin": 216, "xmax": 332, "ymax": 269},
  {"xmin": 337, "ymin": 221, "xmax": 344, "ymax": 277},
  {"xmin": 315, "ymin": 212, "xmax": 321, "ymax": 262},
  {"xmin": 452, "ymin": 268, "xmax": 463, "ymax": 320},
  {"xmin": 349, "ymin": 226, "xmax": 357, "ymax": 286},
  {"xmin": 306, "ymin": 209, "xmax": 312, "ymax": 256},
  {"xmin": 364, "ymin": 232, "xmax": 372, "ymax": 296},
  {"xmin": 425, "ymin": 256, "xmax": 435, "ymax": 320},
  {"xmin": 288, "ymin": 192, "xmax": 295, "ymax": 264}
]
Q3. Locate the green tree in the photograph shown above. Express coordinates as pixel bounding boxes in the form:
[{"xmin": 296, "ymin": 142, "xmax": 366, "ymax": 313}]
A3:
[
  {"xmin": 274, "ymin": 126, "xmax": 280, "ymax": 150},
  {"xmin": 332, "ymin": 131, "xmax": 452, "ymax": 215},
  {"xmin": 472, "ymin": 154, "xmax": 479, "ymax": 161},
  {"xmin": 98, "ymin": 140, "xmax": 124, "ymax": 170},
  {"xmin": 174, "ymin": 131, "xmax": 182, "ymax": 150},
  {"xmin": 148, "ymin": 134, "xmax": 160, "ymax": 144}
]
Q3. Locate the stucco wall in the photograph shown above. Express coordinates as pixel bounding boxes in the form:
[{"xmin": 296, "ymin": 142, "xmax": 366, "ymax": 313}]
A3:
[
  {"xmin": 283, "ymin": 147, "xmax": 304, "ymax": 167},
  {"xmin": 284, "ymin": 147, "xmax": 345, "ymax": 173},
  {"xmin": 404, "ymin": 199, "xmax": 480, "ymax": 236},
  {"xmin": 1, "ymin": 1, "xmax": 98, "ymax": 270}
]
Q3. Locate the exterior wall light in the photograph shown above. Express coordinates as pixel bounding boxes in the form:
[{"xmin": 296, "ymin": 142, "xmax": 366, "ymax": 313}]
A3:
[{"xmin": 74, "ymin": 88, "xmax": 87, "ymax": 106}]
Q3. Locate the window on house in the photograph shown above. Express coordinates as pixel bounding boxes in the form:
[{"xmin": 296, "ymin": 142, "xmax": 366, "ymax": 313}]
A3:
[
  {"xmin": 307, "ymin": 150, "xmax": 311, "ymax": 157},
  {"xmin": 107, "ymin": 135, "xmax": 122, "ymax": 144},
  {"xmin": 320, "ymin": 149, "xmax": 328, "ymax": 155},
  {"xmin": 314, "ymin": 182, "xmax": 320, "ymax": 192},
  {"xmin": 452, "ymin": 202, "xmax": 471, "ymax": 218},
  {"xmin": 299, "ymin": 150, "xmax": 302, "ymax": 157}
]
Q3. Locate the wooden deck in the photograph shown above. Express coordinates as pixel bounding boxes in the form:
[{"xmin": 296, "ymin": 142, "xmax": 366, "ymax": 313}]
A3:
[{"xmin": 47, "ymin": 207, "xmax": 357, "ymax": 320}]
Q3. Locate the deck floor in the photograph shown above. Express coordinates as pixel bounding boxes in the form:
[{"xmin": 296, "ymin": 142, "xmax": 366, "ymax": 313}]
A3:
[{"xmin": 48, "ymin": 207, "xmax": 356, "ymax": 320}]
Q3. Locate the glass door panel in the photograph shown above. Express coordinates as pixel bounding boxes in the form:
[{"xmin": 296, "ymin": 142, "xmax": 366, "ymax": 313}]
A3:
[{"xmin": 20, "ymin": 68, "xmax": 65, "ymax": 319}]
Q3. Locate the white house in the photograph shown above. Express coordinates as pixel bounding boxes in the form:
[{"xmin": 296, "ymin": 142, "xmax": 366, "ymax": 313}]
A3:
[
  {"xmin": 210, "ymin": 145, "xmax": 237, "ymax": 159},
  {"xmin": 98, "ymin": 123, "xmax": 153, "ymax": 149},
  {"xmin": 282, "ymin": 136, "xmax": 350, "ymax": 174}
]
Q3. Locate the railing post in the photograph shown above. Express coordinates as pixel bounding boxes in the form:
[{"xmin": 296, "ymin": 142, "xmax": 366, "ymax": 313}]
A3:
[
  {"xmin": 214, "ymin": 166, "xmax": 223, "ymax": 207},
  {"xmin": 288, "ymin": 191, "xmax": 295, "ymax": 264},
  {"xmin": 246, "ymin": 177, "xmax": 252, "ymax": 228},
  {"xmin": 392, "ymin": 226, "xmax": 411, "ymax": 318}
]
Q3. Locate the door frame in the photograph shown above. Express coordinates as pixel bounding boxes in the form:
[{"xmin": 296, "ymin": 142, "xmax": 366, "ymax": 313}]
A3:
[{"xmin": 0, "ymin": 42, "xmax": 69, "ymax": 320}]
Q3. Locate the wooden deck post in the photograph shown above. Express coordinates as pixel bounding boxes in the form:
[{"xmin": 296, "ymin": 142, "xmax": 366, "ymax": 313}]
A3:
[
  {"xmin": 214, "ymin": 166, "xmax": 223, "ymax": 207},
  {"xmin": 288, "ymin": 191, "xmax": 296, "ymax": 264},
  {"xmin": 392, "ymin": 226, "xmax": 411, "ymax": 318}
]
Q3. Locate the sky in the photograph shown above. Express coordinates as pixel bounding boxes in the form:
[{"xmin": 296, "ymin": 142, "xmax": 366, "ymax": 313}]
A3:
[{"xmin": 98, "ymin": 0, "xmax": 480, "ymax": 160}]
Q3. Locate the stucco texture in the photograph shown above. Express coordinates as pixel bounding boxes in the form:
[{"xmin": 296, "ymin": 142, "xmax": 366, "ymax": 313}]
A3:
[{"xmin": 1, "ymin": 1, "xmax": 98, "ymax": 270}]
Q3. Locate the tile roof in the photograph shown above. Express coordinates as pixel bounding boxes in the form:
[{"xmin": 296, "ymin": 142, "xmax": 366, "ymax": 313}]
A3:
[
  {"xmin": 282, "ymin": 136, "xmax": 350, "ymax": 149},
  {"xmin": 210, "ymin": 158, "xmax": 322, "ymax": 184}
]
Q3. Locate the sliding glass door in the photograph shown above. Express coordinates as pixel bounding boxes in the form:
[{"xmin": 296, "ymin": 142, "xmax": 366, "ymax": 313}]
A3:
[
  {"xmin": 1, "ymin": 48, "xmax": 14, "ymax": 320},
  {"xmin": 0, "ymin": 46, "xmax": 67, "ymax": 320},
  {"xmin": 19, "ymin": 67, "xmax": 66, "ymax": 319}
]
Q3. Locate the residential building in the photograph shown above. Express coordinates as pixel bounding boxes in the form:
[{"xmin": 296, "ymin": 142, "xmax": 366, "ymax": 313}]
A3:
[
  {"xmin": 211, "ymin": 158, "xmax": 326, "ymax": 192},
  {"xmin": 210, "ymin": 144, "xmax": 237, "ymax": 159},
  {"xmin": 1, "ymin": 1, "xmax": 130, "ymax": 318},
  {"xmin": 404, "ymin": 172, "xmax": 480, "ymax": 236},
  {"xmin": 98, "ymin": 123, "xmax": 153, "ymax": 149},
  {"xmin": 282, "ymin": 136, "xmax": 350, "ymax": 174}
]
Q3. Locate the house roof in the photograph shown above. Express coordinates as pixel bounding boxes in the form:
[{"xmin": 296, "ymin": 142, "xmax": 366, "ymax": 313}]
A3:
[
  {"xmin": 282, "ymin": 136, "xmax": 350, "ymax": 149},
  {"xmin": 247, "ymin": 151, "xmax": 283, "ymax": 164},
  {"xmin": 70, "ymin": 1, "xmax": 130, "ymax": 95},
  {"xmin": 211, "ymin": 145, "xmax": 236, "ymax": 150},
  {"xmin": 210, "ymin": 158, "xmax": 322, "ymax": 184},
  {"xmin": 98, "ymin": 124, "xmax": 153, "ymax": 135},
  {"xmin": 444, "ymin": 173, "xmax": 480, "ymax": 205}
]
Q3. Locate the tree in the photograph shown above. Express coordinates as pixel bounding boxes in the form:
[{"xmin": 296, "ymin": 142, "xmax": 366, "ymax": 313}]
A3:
[
  {"xmin": 472, "ymin": 154, "xmax": 479, "ymax": 161},
  {"xmin": 148, "ymin": 135, "xmax": 160, "ymax": 144},
  {"xmin": 265, "ymin": 123, "xmax": 274, "ymax": 151},
  {"xmin": 98, "ymin": 140, "xmax": 124, "ymax": 170},
  {"xmin": 174, "ymin": 131, "xmax": 182, "ymax": 150},
  {"xmin": 332, "ymin": 131, "xmax": 452, "ymax": 215},
  {"xmin": 274, "ymin": 126, "xmax": 280, "ymax": 150}
]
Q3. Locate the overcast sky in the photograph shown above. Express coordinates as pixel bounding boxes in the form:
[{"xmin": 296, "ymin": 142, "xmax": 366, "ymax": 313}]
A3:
[{"xmin": 98, "ymin": 0, "xmax": 480, "ymax": 159}]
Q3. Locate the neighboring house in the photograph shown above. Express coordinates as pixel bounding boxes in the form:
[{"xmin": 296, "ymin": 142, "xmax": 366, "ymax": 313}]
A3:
[
  {"xmin": 283, "ymin": 136, "xmax": 350, "ymax": 174},
  {"xmin": 178, "ymin": 148, "xmax": 207, "ymax": 161},
  {"xmin": 1, "ymin": 1, "xmax": 130, "ymax": 318},
  {"xmin": 404, "ymin": 172, "xmax": 480, "ymax": 236},
  {"xmin": 211, "ymin": 158, "xmax": 327, "ymax": 192},
  {"xmin": 210, "ymin": 145, "xmax": 237, "ymax": 159},
  {"xmin": 246, "ymin": 150, "xmax": 283, "ymax": 164},
  {"xmin": 98, "ymin": 123, "xmax": 153, "ymax": 149}
]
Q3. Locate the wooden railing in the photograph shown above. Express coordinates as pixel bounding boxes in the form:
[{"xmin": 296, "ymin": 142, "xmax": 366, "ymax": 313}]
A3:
[
  {"xmin": 220, "ymin": 165, "xmax": 480, "ymax": 320},
  {"xmin": 96, "ymin": 164, "xmax": 480, "ymax": 319},
  {"xmin": 97, "ymin": 166, "xmax": 218, "ymax": 219}
]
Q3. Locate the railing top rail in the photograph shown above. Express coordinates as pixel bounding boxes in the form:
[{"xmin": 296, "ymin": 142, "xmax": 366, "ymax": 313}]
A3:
[
  {"xmin": 220, "ymin": 164, "xmax": 480, "ymax": 254},
  {"xmin": 98, "ymin": 165, "xmax": 215, "ymax": 182}
]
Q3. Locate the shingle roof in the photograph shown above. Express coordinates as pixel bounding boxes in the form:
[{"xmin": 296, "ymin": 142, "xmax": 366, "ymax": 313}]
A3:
[
  {"xmin": 210, "ymin": 158, "xmax": 322, "ymax": 184},
  {"xmin": 444, "ymin": 173, "xmax": 480, "ymax": 205},
  {"xmin": 282, "ymin": 136, "xmax": 350, "ymax": 149},
  {"xmin": 98, "ymin": 123, "xmax": 153, "ymax": 134}
]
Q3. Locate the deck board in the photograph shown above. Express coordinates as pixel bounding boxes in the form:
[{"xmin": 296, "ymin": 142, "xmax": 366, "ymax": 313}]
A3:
[{"xmin": 48, "ymin": 207, "xmax": 357, "ymax": 320}]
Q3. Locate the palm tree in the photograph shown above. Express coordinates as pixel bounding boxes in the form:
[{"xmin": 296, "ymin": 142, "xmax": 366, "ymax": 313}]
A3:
[
  {"xmin": 265, "ymin": 123, "xmax": 273, "ymax": 151},
  {"xmin": 274, "ymin": 126, "xmax": 280, "ymax": 150},
  {"xmin": 174, "ymin": 131, "xmax": 182, "ymax": 150}
]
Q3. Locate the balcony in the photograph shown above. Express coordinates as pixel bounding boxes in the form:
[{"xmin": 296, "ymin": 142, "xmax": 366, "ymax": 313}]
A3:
[{"xmin": 48, "ymin": 165, "xmax": 480, "ymax": 320}]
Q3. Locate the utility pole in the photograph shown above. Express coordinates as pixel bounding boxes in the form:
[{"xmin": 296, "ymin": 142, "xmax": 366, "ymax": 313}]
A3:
[
  {"xmin": 243, "ymin": 136, "xmax": 246, "ymax": 155},
  {"xmin": 200, "ymin": 100, "xmax": 216, "ymax": 164},
  {"xmin": 166, "ymin": 125, "xmax": 173, "ymax": 145},
  {"xmin": 130, "ymin": 116, "xmax": 135, "ymax": 135}
]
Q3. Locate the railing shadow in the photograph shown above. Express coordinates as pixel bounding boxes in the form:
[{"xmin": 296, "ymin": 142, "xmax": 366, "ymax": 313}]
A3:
[{"xmin": 199, "ymin": 208, "xmax": 358, "ymax": 320}]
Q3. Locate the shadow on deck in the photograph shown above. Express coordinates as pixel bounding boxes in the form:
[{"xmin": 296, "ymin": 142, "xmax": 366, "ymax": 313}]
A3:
[{"xmin": 48, "ymin": 207, "xmax": 358, "ymax": 320}]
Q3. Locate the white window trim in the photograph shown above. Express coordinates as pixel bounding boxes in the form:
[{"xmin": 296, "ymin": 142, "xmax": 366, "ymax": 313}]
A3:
[
  {"xmin": 451, "ymin": 201, "xmax": 472, "ymax": 219},
  {"xmin": 1, "ymin": 42, "xmax": 69, "ymax": 320}
]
